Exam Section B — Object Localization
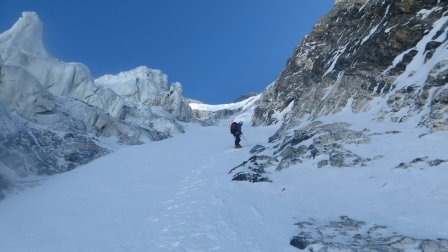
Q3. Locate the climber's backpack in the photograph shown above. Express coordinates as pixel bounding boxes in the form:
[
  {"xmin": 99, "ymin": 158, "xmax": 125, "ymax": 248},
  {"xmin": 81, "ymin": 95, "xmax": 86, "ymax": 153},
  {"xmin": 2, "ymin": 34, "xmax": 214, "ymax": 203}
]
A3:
[{"xmin": 230, "ymin": 122, "xmax": 238, "ymax": 135}]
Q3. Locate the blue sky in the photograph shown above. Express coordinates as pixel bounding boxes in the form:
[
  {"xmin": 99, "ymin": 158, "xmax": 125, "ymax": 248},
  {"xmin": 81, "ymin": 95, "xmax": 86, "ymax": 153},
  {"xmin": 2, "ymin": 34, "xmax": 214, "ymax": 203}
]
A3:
[{"xmin": 1, "ymin": 0, "xmax": 333, "ymax": 104}]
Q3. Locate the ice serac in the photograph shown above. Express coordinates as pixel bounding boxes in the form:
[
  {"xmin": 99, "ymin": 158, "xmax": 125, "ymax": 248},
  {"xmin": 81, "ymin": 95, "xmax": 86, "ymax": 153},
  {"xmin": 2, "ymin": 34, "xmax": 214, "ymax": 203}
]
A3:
[
  {"xmin": 0, "ymin": 12, "xmax": 193, "ymax": 196},
  {"xmin": 0, "ymin": 12, "xmax": 190, "ymax": 134},
  {"xmin": 253, "ymin": 0, "xmax": 448, "ymax": 133},
  {"xmin": 0, "ymin": 12, "xmax": 49, "ymax": 58},
  {"xmin": 95, "ymin": 66, "xmax": 194, "ymax": 122}
]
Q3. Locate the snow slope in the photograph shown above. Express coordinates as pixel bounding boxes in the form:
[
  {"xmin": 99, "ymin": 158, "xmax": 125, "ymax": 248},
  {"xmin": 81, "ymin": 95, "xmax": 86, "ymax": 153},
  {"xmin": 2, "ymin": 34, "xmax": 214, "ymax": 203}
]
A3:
[
  {"xmin": 0, "ymin": 124, "xmax": 289, "ymax": 252},
  {"xmin": 0, "ymin": 118, "xmax": 447, "ymax": 251}
]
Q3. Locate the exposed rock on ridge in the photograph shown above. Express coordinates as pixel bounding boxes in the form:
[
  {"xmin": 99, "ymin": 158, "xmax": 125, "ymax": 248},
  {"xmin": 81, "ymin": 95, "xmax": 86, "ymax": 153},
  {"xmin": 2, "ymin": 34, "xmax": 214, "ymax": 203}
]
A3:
[
  {"xmin": 290, "ymin": 216, "xmax": 448, "ymax": 251},
  {"xmin": 253, "ymin": 0, "xmax": 448, "ymax": 133}
]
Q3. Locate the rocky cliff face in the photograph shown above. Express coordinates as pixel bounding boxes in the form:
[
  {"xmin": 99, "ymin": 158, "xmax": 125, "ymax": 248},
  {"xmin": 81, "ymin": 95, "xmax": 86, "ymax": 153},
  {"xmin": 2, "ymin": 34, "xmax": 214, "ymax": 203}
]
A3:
[
  {"xmin": 253, "ymin": 0, "xmax": 447, "ymax": 133},
  {"xmin": 0, "ymin": 12, "xmax": 194, "ymax": 196},
  {"xmin": 245, "ymin": 0, "xmax": 448, "ymax": 179},
  {"xmin": 245, "ymin": 0, "xmax": 447, "ymax": 184},
  {"xmin": 234, "ymin": 1, "xmax": 448, "ymax": 250}
]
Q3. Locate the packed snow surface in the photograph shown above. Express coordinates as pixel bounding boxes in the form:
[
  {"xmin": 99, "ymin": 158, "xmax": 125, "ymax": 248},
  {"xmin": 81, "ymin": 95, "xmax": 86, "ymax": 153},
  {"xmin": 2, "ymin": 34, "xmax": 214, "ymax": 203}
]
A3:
[{"xmin": 0, "ymin": 112, "xmax": 447, "ymax": 251}]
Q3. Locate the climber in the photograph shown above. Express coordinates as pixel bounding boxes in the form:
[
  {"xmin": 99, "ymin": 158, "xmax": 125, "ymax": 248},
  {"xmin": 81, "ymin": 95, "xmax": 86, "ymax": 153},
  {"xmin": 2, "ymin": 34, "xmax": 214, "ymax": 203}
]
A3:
[{"xmin": 230, "ymin": 121, "xmax": 244, "ymax": 148}]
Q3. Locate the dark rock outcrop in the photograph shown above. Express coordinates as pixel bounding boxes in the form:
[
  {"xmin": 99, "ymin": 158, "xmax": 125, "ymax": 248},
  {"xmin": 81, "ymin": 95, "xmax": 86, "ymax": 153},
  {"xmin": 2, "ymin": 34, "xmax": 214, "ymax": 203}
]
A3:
[
  {"xmin": 290, "ymin": 216, "xmax": 448, "ymax": 251},
  {"xmin": 229, "ymin": 121, "xmax": 374, "ymax": 181},
  {"xmin": 229, "ymin": 155, "xmax": 276, "ymax": 182},
  {"xmin": 395, "ymin": 156, "xmax": 447, "ymax": 169},
  {"xmin": 253, "ymin": 0, "xmax": 448, "ymax": 133}
]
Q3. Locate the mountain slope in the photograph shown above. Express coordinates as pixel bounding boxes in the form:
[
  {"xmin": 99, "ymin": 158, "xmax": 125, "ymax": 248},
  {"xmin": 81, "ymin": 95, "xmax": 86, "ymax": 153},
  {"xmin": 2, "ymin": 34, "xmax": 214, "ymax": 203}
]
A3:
[
  {"xmin": 0, "ymin": 125, "xmax": 286, "ymax": 251},
  {"xmin": 254, "ymin": 0, "xmax": 447, "ymax": 131},
  {"xmin": 0, "ymin": 123, "xmax": 446, "ymax": 251},
  {"xmin": 231, "ymin": 0, "xmax": 448, "ymax": 250},
  {"xmin": 237, "ymin": 0, "xmax": 448, "ymax": 204},
  {"xmin": 1, "ymin": 1, "xmax": 448, "ymax": 251}
]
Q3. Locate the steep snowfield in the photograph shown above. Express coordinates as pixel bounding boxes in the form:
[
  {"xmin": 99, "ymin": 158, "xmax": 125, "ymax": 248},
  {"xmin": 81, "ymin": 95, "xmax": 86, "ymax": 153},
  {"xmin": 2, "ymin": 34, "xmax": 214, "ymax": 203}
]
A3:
[
  {"xmin": 0, "ymin": 124, "xmax": 289, "ymax": 252},
  {"xmin": 0, "ymin": 114, "xmax": 447, "ymax": 251}
]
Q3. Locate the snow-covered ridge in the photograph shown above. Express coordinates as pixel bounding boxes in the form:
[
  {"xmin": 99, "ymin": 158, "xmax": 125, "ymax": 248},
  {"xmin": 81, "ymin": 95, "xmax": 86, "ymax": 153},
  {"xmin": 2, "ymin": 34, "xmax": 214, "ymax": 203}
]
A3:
[
  {"xmin": 188, "ymin": 94, "xmax": 261, "ymax": 126},
  {"xmin": 189, "ymin": 94, "xmax": 260, "ymax": 112}
]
